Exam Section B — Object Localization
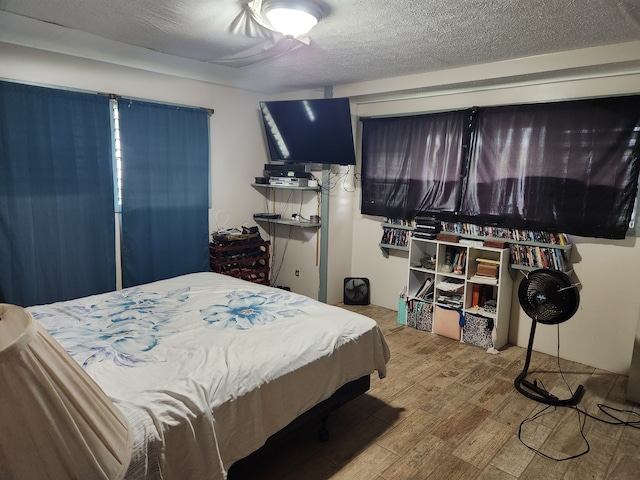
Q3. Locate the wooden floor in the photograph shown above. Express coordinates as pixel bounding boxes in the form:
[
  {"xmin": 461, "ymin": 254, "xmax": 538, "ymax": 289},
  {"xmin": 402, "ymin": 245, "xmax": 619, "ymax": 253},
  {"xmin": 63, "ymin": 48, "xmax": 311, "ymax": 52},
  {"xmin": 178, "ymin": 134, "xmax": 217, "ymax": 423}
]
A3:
[{"xmin": 229, "ymin": 304, "xmax": 640, "ymax": 480}]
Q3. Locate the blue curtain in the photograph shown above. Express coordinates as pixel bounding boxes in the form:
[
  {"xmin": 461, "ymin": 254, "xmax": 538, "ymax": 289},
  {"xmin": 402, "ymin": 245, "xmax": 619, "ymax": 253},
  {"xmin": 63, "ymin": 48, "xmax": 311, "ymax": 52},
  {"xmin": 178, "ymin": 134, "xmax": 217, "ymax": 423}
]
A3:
[
  {"xmin": 0, "ymin": 81, "xmax": 115, "ymax": 306},
  {"xmin": 118, "ymin": 99, "xmax": 209, "ymax": 287}
]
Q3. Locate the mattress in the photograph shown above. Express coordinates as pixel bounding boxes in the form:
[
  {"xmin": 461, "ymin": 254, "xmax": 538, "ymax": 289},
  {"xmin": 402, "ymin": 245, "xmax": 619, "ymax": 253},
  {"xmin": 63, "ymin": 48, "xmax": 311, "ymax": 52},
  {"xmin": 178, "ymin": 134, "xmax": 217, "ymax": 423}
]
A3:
[{"xmin": 28, "ymin": 272, "xmax": 390, "ymax": 480}]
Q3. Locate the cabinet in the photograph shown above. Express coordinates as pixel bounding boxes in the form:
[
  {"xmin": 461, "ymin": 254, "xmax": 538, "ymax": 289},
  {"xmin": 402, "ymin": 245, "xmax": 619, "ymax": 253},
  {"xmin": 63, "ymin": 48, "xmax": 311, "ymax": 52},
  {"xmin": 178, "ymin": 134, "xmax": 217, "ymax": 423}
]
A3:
[
  {"xmin": 404, "ymin": 237, "xmax": 512, "ymax": 352},
  {"xmin": 209, "ymin": 240, "xmax": 270, "ymax": 285}
]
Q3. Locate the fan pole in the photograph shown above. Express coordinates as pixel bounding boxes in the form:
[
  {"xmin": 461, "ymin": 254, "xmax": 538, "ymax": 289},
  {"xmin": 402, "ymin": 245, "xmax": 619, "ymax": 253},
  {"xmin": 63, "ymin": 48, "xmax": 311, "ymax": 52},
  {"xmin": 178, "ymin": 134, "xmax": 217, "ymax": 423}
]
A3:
[
  {"xmin": 515, "ymin": 318, "xmax": 584, "ymax": 406},
  {"xmin": 514, "ymin": 319, "xmax": 555, "ymax": 400},
  {"xmin": 317, "ymin": 85, "xmax": 333, "ymax": 304}
]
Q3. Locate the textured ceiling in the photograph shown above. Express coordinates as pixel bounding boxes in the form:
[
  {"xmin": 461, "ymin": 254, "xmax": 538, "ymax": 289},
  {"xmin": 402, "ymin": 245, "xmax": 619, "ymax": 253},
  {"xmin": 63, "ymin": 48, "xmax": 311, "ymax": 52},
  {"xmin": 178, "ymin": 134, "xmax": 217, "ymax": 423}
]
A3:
[{"xmin": 1, "ymin": 0, "xmax": 640, "ymax": 94}]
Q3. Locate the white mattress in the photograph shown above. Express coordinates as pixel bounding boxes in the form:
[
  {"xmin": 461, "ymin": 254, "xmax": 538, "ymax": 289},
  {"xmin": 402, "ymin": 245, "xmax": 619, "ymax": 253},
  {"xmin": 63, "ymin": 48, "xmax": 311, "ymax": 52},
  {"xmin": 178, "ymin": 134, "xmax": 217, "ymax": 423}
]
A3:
[{"xmin": 29, "ymin": 272, "xmax": 390, "ymax": 480}]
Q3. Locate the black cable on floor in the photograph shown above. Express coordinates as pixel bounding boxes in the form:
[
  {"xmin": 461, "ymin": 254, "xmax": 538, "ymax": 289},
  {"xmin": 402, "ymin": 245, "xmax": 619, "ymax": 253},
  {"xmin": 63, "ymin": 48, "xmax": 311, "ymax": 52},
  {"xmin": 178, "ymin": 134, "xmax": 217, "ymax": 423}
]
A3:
[
  {"xmin": 517, "ymin": 324, "xmax": 639, "ymax": 461},
  {"xmin": 518, "ymin": 394, "xmax": 590, "ymax": 461}
]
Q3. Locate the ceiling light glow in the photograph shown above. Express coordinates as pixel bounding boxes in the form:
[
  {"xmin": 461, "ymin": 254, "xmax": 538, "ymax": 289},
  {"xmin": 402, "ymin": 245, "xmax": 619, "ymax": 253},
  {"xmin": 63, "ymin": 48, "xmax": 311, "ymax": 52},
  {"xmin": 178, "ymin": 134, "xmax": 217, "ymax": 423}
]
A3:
[{"xmin": 263, "ymin": 0, "xmax": 323, "ymax": 38}]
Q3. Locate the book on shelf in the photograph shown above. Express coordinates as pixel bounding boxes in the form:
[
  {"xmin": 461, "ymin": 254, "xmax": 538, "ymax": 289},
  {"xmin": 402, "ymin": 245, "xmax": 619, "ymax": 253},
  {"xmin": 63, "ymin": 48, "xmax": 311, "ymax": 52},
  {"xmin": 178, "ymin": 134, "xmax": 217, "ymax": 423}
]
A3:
[
  {"xmin": 415, "ymin": 277, "xmax": 434, "ymax": 298},
  {"xmin": 385, "ymin": 218, "xmax": 415, "ymax": 227},
  {"xmin": 453, "ymin": 249, "xmax": 466, "ymax": 275},
  {"xmin": 437, "ymin": 294, "xmax": 463, "ymax": 308},
  {"xmin": 381, "ymin": 226, "xmax": 410, "ymax": 247},
  {"xmin": 476, "ymin": 258, "xmax": 500, "ymax": 265},
  {"xmin": 412, "ymin": 231, "xmax": 437, "ymax": 240},
  {"xmin": 509, "ymin": 244, "xmax": 566, "ymax": 270},
  {"xmin": 468, "ymin": 284, "xmax": 494, "ymax": 308},
  {"xmin": 440, "ymin": 222, "xmax": 570, "ymax": 246},
  {"xmin": 470, "ymin": 274, "xmax": 498, "ymax": 285},
  {"xmin": 435, "ymin": 221, "xmax": 570, "ymax": 271},
  {"xmin": 472, "ymin": 284, "xmax": 480, "ymax": 306}
]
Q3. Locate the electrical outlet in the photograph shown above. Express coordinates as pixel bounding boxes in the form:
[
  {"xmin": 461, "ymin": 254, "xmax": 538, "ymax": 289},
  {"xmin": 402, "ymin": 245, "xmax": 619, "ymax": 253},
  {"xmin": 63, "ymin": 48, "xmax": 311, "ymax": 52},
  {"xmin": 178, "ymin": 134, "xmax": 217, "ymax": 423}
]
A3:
[{"xmin": 295, "ymin": 270, "xmax": 300, "ymax": 277}]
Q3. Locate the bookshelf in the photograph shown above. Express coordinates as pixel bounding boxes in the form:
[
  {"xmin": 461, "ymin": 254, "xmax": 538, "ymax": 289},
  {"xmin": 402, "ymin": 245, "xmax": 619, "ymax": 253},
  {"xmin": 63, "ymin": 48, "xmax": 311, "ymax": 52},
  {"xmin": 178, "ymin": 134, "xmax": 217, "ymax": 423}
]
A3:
[
  {"xmin": 379, "ymin": 223, "xmax": 413, "ymax": 254},
  {"xmin": 440, "ymin": 222, "xmax": 572, "ymax": 272},
  {"xmin": 402, "ymin": 237, "xmax": 512, "ymax": 352},
  {"xmin": 379, "ymin": 219, "xmax": 572, "ymax": 271}
]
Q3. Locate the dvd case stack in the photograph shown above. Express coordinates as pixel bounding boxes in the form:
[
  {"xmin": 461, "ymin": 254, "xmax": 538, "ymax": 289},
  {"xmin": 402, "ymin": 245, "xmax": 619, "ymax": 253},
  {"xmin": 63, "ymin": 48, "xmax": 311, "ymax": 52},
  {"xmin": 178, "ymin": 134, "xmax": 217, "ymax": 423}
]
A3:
[{"xmin": 413, "ymin": 216, "xmax": 441, "ymax": 240}]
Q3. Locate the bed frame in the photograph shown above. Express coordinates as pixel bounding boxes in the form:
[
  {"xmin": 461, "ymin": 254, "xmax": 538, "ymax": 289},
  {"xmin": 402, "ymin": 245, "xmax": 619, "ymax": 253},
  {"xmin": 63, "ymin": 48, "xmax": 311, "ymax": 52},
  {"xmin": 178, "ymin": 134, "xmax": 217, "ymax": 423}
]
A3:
[{"xmin": 228, "ymin": 374, "xmax": 370, "ymax": 476}]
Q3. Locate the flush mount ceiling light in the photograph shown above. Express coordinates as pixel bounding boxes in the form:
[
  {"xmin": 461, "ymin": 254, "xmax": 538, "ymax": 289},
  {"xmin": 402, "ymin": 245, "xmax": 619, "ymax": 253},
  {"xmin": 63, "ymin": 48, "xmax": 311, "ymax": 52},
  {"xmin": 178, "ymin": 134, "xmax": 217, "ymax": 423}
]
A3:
[{"xmin": 262, "ymin": 0, "xmax": 323, "ymax": 38}]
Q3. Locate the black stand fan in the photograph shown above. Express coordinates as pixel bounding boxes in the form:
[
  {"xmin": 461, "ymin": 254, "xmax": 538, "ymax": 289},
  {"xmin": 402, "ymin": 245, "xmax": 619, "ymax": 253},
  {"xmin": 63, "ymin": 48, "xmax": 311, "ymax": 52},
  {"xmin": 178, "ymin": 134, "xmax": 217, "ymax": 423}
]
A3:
[{"xmin": 515, "ymin": 269, "xmax": 584, "ymax": 406}]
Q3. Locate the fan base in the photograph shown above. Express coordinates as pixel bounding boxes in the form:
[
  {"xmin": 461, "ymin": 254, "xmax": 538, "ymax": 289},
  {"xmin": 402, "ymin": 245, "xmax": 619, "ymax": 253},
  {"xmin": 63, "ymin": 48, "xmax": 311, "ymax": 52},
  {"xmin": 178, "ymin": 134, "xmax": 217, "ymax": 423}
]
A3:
[
  {"xmin": 515, "ymin": 376, "xmax": 584, "ymax": 406},
  {"xmin": 514, "ymin": 317, "xmax": 585, "ymax": 406}
]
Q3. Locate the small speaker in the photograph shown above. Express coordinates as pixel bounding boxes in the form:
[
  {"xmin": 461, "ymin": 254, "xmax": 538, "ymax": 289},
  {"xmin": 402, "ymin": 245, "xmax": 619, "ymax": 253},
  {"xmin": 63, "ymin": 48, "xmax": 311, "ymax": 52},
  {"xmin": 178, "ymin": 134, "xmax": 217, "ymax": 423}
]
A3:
[{"xmin": 343, "ymin": 277, "xmax": 370, "ymax": 305}]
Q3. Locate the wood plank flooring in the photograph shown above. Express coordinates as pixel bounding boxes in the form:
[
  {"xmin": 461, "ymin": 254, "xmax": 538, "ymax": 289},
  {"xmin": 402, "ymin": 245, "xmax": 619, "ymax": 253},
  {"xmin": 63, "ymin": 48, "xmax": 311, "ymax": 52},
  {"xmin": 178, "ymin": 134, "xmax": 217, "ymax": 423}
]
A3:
[{"xmin": 228, "ymin": 304, "xmax": 640, "ymax": 479}]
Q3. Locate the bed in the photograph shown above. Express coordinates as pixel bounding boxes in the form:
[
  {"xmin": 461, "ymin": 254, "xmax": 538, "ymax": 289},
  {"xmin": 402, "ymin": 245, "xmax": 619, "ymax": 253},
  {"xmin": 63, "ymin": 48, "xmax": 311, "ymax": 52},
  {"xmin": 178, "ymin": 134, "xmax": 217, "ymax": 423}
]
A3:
[{"xmin": 27, "ymin": 272, "xmax": 390, "ymax": 480}]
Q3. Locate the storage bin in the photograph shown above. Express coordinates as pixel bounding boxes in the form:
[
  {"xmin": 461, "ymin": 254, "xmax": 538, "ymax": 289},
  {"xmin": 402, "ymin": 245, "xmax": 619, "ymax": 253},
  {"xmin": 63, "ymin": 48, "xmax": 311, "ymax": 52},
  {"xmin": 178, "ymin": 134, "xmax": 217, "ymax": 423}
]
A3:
[
  {"xmin": 462, "ymin": 312, "xmax": 494, "ymax": 349},
  {"xmin": 433, "ymin": 305, "xmax": 462, "ymax": 340},
  {"xmin": 415, "ymin": 301, "xmax": 433, "ymax": 332},
  {"xmin": 405, "ymin": 300, "xmax": 433, "ymax": 332},
  {"xmin": 397, "ymin": 295, "xmax": 407, "ymax": 325}
]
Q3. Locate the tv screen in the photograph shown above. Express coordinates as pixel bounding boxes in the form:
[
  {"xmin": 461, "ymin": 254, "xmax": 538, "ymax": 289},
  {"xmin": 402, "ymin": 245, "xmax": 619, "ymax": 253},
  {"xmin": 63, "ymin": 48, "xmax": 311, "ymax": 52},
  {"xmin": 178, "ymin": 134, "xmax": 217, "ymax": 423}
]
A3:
[{"xmin": 259, "ymin": 97, "xmax": 356, "ymax": 165}]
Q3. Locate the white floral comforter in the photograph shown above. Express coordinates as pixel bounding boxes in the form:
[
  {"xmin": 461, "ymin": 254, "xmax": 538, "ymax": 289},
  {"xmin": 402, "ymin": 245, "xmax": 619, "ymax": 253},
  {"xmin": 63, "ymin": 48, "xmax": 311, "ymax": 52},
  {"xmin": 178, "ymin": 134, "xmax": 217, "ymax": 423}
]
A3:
[{"xmin": 28, "ymin": 272, "xmax": 390, "ymax": 480}]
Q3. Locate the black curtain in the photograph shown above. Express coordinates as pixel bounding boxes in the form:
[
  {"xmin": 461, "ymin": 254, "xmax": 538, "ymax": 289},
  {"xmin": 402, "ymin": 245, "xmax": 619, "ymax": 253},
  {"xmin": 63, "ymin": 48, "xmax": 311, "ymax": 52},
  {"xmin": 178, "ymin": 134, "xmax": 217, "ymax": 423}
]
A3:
[
  {"xmin": 361, "ymin": 110, "xmax": 470, "ymax": 220},
  {"xmin": 459, "ymin": 97, "xmax": 640, "ymax": 238}
]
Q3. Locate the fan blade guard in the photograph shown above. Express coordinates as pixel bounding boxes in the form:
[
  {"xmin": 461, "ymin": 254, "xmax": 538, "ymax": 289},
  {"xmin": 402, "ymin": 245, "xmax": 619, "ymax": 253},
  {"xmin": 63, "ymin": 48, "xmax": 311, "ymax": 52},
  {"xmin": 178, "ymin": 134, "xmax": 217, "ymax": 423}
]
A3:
[
  {"xmin": 518, "ymin": 269, "xmax": 579, "ymax": 325},
  {"xmin": 343, "ymin": 277, "xmax": 370, "ymax": 305}
]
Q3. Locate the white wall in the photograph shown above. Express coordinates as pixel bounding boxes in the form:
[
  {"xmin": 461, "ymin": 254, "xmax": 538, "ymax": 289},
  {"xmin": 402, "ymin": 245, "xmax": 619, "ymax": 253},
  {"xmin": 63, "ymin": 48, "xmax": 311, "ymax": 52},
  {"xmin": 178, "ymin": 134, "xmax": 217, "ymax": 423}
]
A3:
[{"xmin": 334, "ymin": 43, "xmax": 640, "ymax": 375}]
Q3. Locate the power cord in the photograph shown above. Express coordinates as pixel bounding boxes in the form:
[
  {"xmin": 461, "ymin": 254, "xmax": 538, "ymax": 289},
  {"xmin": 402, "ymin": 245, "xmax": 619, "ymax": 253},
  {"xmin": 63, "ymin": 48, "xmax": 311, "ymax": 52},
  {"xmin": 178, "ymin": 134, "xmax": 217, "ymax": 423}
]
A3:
[
  {"xmin": 576, "ymin": 403, "xmax": 640, "ymax": 428},
  {"xmin": 318, "ymin": 166, "xmax": 358, "ymax": 195},
  {"xmin": 517, "ymin": 324, "xmax": 637, "ymax": 461},
  {"xmin": 518, "ymin": 400, "xmax": 640, "ymax": 461},
  {"xmin": 518, "ymin": 398, "xmax": 590, "ymax": 461},
  {"xmin": 270, "ymin": 226, "xmax": 291, "ymax": 287}
]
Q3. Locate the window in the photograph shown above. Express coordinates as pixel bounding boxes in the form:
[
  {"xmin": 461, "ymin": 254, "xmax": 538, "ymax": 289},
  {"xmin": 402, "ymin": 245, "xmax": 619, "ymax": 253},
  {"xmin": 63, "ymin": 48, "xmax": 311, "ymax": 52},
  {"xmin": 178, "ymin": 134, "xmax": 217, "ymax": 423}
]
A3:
[
  {"xmin": 111, "ymin": 100, "xmax": 123, "ymax": 209},
  {"xmin": 360, "ymin": 96, "xmax": 640, "ymax": 239},
  {"xmin": 0, "ymin": 81, "xmax": 115, "ymax": 306},
  {"xmin": 361, "ymin": 110, "xmax": 470, "ymax": 220},
  {"xmin": 460, "ymin": 97, "xmax": 640, "ymax": 239},
  {"xmin": 117, "ymin": 98, "xmax": 210, "ymax": 287}
]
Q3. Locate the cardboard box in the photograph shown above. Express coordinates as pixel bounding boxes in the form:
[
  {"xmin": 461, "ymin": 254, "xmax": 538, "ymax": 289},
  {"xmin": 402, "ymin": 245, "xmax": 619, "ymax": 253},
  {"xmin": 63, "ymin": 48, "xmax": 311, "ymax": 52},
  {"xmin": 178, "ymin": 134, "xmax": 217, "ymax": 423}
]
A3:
[
  {"xmin": 436, "ymin": 233, "xmax": 461, "ymax": 243},
  {"xmin": 477, "ymin": 263, "xmax": 499, "ymax": 277},
  {"xmin": 483, "ymin": 239, "xmax": 507, "ymax": 249}
]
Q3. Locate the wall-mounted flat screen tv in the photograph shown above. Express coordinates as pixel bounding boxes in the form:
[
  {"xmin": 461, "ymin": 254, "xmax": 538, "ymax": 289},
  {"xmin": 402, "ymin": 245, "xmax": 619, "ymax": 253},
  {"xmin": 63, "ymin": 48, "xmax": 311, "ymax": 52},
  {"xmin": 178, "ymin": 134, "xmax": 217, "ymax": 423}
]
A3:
[{"xmin": 259, "ymin": 97, "xmax": 356, "ymax": 165}]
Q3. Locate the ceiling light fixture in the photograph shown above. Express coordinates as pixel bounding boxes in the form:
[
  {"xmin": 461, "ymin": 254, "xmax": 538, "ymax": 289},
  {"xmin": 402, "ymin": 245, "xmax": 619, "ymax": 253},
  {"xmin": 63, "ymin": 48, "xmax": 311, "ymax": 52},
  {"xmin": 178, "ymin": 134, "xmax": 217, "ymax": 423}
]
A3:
[{"xmin": 263, "ymin": 0, "xmax": 323, "ymax": 38}]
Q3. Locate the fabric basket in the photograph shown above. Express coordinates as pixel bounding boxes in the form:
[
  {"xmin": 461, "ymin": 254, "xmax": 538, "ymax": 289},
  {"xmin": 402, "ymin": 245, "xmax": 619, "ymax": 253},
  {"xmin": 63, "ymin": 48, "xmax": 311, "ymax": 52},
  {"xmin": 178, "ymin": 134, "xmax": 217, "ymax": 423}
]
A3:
[
  {"xmin": 397, "ymin": 295, "xmax": 407, "ymax": 325},
  {"xmin": 414, "ymin": 301, "xmax": 433, "ymax": 332},
  {"xmin": 462, "ymin": 312, "xmax": 494, "ymax": 349}
]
